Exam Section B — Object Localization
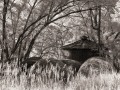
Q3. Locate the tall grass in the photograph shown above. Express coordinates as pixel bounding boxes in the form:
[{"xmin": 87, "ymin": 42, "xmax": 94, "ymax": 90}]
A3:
[{"xmin": 0, "ymin": 61, "xmax": 120, "ymax": 90}]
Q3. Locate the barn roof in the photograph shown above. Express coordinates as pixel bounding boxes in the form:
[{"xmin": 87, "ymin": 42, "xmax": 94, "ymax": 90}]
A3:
[{"xmin": 62, "ymin": 36, "xmax": 99, "ymax": 50}]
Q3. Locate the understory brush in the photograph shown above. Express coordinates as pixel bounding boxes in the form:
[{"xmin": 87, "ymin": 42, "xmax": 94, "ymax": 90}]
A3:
[{"xmin": 0, "ymin": 61, "xmax": 120, "ymax": 90}]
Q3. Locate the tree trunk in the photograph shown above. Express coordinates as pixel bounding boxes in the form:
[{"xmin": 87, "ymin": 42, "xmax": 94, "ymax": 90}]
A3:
[
  {"xmin": 1, "ymin": 0, "xmax": 10, "ymax": 61},
  {"xmin": 98, "ymin": 6, "xmax": 102, "ymax": 55}
]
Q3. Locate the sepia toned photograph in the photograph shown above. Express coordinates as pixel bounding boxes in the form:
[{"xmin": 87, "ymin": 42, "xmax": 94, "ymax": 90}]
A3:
[{"xmin": 0, "ymin": 0, "xmax": 120, "ymax": 90}]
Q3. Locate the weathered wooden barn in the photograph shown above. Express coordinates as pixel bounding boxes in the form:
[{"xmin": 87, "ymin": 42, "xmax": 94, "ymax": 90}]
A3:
[{"xmin": 62, "ymin": 36, "xmax": 103, "ymax": 64}]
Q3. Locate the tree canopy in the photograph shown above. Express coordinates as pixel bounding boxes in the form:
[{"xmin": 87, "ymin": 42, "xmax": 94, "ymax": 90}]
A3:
[{"xmin": 0, "ymin": 0, "xmax": 119, "ymax": 63}]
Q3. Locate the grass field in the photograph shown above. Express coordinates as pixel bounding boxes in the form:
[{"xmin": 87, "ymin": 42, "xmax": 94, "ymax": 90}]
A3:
[{"xmin": 0, "ymin": 62, "xmax": 120, "ymax": 90}]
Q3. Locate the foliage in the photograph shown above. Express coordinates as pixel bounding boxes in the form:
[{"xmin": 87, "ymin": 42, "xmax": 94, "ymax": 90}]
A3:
[
  {"xmin": 0, "ymin": 61, "xmax": 120, "ymax": 90},
  {"xmin": 79, "ymin": 57, "xmax": 114, "ymax": 77},
  {"xmin": 0, "ymin": 0, "xmax": 119, "ymax": 63}
]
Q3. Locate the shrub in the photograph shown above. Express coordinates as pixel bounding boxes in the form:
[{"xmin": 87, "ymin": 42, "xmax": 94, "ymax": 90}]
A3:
[{"xmin": 79, "ymin": 57, "xmax": 114, "ymax": 77}]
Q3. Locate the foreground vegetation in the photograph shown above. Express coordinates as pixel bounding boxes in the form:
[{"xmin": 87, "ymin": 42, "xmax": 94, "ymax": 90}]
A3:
[{"xmin": 0, "ymin": 61, "xmax": 120, "ymax": 90}]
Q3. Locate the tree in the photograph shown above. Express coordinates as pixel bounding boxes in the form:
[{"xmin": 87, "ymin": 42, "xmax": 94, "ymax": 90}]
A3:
[
  {"xmin": 0, "ymin": 0, "xmax": 119, "ymax": 64},
  {"xmin": 0, "ymin": 0, "xmax": 93, "ymax": 62}
]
